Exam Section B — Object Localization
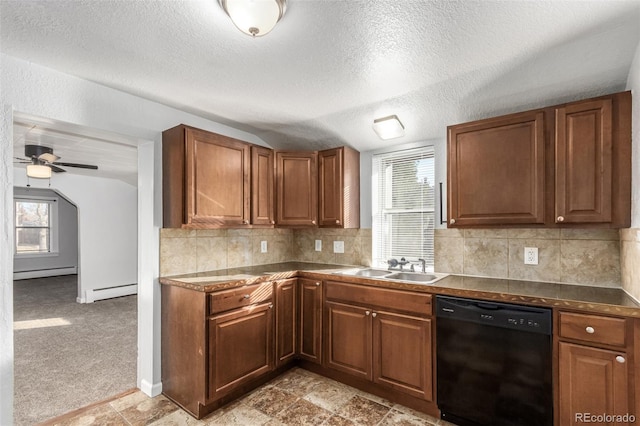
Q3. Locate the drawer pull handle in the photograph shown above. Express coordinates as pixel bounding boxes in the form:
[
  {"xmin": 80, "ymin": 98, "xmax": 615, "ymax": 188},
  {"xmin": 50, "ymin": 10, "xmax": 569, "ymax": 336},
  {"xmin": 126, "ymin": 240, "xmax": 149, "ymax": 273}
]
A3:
[
  {"xmin": 372, "ymin": 312, "xmax": 377, "ymax": 318},
  {"xmin": 616, "ymin": 356, "xmax": 626, "ymax": 364},
  {"xmin": 243, "ymin": 294, "xmax": 250, "ymax": 299},
  {"xmin": 315, "ymin": 282, "xmax": 320, "ymax": 286},
  {"xmin": 585, "ymin": 326, "xmax": 595, "ymax": 334},
  {"xmin": 365, "ymin": 311, "xmax": 370, "ymax": 316}
]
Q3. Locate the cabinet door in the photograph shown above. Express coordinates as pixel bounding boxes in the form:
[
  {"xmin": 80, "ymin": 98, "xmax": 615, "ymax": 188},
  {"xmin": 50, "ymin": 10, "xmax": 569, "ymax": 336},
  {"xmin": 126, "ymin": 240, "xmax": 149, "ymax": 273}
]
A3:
[
  {"xmin": 555, "ymin": 98, "xmax": 612, "ymax": 224},
  {"xmin": 372, "ymin": 311, "xmax": 433, "ymax": 401},
  {"xmin": 447, "ymin": 111, "xmax": 545, "ymax": 226},
  {"xmin": 559, "ymin": 342, "xmax": 629, "ymax": 426},
  {"xmin": 208, "ymin": 302, "xmax": 273, "ymax": 399},
  {"xmin": 298, "ymin": 279, "xmax": 322, "ymax": 364},
  {"xmin": 325, "ymin": 301, "xmax": 372, "ymax": 380},
  {"xmin": 318, "ymin": 148, "xmax": 343, "ymax": 227},
  {"xmin": 275, "ymin": 279, "xmax": 296, "ymax": 366},
  {"xmin": 251, "ymin": 146, "xmax": 275, "ymax": 225},
  {"xmin": 186, "ymin": 129, "xmax": 250, "ymax": 226},
  {"xmin": 276, "ymin": 152, "xmax": 318, "ymax": 226}
]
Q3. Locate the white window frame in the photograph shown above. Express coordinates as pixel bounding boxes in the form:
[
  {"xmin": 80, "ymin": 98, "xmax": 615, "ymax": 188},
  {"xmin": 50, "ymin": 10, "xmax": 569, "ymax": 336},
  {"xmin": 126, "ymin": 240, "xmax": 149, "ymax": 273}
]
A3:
[
  {"xmin": 372, "ymin": 146, "xmax": 435, "ymax": 271},
  {"xmin": 14, "ymin": 195, "xmax": 59, "ymax": 258}
]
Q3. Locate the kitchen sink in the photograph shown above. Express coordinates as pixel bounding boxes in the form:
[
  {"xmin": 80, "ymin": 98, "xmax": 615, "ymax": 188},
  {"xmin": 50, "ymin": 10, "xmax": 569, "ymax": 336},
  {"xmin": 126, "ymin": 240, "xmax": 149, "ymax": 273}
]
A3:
[
  {"xmin": 335, "ymin": 268, "xmax": 447, "ymax": 284},
  {"xmin": 384, "ymin": 272, "xmax": 438, "ymax": 282},
  {"xmin": 349, "ymin": 268, "xmax": 391, "ymax": 277}
]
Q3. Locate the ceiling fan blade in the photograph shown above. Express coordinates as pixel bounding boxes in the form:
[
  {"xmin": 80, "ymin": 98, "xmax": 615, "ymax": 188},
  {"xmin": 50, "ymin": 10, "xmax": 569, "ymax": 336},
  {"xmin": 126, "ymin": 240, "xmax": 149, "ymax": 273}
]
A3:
[
  {"xmin": 52, "ymin": 162, "xmax": 98, "ymax": 170},
  {"xmin": 49, "ymin": 165, "xmax": 66, "ymax": 173}
]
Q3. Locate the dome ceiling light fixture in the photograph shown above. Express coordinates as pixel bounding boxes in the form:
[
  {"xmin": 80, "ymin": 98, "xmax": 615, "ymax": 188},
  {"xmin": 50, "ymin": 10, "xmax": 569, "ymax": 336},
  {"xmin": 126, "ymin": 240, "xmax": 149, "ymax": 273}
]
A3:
[
  {"xmin": 373, "ymin": 115, "xmax": 405, "ymax": 140},
  {"xmin": 218, "ymin": 0, "xmax": 287, "ymax": 37}
]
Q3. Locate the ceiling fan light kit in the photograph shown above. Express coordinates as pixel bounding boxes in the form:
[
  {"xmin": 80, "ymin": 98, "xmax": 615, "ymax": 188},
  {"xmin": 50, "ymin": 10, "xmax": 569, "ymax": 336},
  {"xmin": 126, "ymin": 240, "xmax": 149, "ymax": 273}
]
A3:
[
  {"xmin": 219, "ymin": 0, "xmax": 286, "ymax": 37},
  {"xmin": 26, "ymin": 164, "xmax": 52, "ymax": 179},
  {"xmin": 373, "ymin": 115, "xmax": 405, "ymax": 140}
]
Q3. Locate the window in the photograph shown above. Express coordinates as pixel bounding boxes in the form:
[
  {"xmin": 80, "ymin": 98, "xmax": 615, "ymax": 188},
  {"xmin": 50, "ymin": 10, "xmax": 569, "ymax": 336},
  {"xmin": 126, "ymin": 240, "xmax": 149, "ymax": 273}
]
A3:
[
  {"xmin": 15, "ymin": 198, "xmax": 58, "ymax": 255},
  {"xmin": 372, "ymin": 146, "xmax": 435, "ymax": 270}
]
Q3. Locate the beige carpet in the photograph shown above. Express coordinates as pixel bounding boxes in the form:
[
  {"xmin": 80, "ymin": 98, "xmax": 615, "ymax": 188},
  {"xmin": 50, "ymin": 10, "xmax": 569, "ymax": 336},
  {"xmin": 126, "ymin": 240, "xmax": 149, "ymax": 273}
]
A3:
[{"xmin": 13, "ymin": 275, "xmax": 137, "ymax": 425}]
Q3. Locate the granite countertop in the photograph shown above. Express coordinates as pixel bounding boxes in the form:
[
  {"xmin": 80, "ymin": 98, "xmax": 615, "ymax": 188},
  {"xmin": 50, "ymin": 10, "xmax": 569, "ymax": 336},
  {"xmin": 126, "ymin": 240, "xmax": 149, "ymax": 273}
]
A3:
[{"xmin": 159, "ymin": 262, "xmax": 640, "ymax": 318}]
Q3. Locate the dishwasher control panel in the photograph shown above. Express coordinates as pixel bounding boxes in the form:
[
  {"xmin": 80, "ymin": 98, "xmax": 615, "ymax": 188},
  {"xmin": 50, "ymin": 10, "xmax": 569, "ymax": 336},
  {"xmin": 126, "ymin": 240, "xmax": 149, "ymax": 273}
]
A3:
[{"xmin": 436, "ymin": 295, "xmax": 552, "ymax": 335}]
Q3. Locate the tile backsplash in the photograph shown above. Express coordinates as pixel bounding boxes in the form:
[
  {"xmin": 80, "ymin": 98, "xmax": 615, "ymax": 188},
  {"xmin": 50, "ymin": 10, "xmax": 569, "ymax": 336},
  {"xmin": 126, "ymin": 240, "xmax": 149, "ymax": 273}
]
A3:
[
  {"xmin": 160, "ymin": 228, "xmax": 372, "ymax": 277},
  {"xmin": 621, "ymin": 228, "xmax": 640, "ymax": 299},
  {"xmin": 160, "ymin": 226, "xmax": 627, "ymax": 290},
  {"xmin": 435, "ymin": 228, "xmax": 622, "ymax": 287}
]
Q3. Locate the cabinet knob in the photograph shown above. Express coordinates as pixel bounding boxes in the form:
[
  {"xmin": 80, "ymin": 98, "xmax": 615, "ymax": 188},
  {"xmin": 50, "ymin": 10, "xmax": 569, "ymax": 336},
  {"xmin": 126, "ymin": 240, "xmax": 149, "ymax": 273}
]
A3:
[
  {"xmin": 269, "ymin": 303, "xmax": 273, "ymax": 309},
  {"xmin": 365, "ymin": 311, "xmax": 370, "ymax": 316},
  {"xmin": 335, "ymin": 220, "xmax": 340, "ymax": 224},
  {"xmin": 585, "ymin": 326, "xmax": 595, "ymax": 334},
  {"xmin": 311, "ymin": 220, "xmax": 316, "ymax": 225},
  {"xmin": 450, "ymin": 218, "xmax": 456, "ymax": 225},
  {"xmin": 243, "ymin": 220, "xmax": 249, "ymax": 224},
  {"xmin": 557, "ymin": 216, "xmax": 565, "ymax": 223},
  {"xmin": 271, "ymin": 220, "xmax": 275, "ymax": 225},
  {"xmin": 372, "ymin": 312, "xmax": 377, "ymax": 318},
  {"xmin": 315, "ymin": 282, "xmax": 320, "ymax": 286},
  {"xmin": 616, "ymin": 355, "xmax": 626, "ymax": 364},
  {"xmin": 243, "ymin": 294, "xmax": 250, "ymax": 299}
]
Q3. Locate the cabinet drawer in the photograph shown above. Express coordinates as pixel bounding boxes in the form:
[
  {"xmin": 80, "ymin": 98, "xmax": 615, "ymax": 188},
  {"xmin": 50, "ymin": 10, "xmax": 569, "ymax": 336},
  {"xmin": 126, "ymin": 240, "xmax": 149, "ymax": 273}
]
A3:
[
  {"xmin": 559, "ymin": 312, "xmax": 627, "ymax": 347},
  {"xmin": 325, "ymin": 281, "xmax": 432, "ymax": 316},
  {"xmin": 209, "ymin": 282, "xmax": 273, "ymax": 315}
]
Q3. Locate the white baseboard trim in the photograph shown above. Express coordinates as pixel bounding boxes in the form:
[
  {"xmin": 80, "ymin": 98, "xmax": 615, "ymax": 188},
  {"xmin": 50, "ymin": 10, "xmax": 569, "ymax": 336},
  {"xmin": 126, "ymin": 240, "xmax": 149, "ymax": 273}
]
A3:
[
  {"xmin": 79, "ymin": 284, "xmax": 138, "ymax": 303},
  {"xmin": 13, "ymin": 267, "xmax": 77, "ymax": 280},
  {"xmin": 140, "ymin": 379, "xmax": 162, "ymax": 397}
]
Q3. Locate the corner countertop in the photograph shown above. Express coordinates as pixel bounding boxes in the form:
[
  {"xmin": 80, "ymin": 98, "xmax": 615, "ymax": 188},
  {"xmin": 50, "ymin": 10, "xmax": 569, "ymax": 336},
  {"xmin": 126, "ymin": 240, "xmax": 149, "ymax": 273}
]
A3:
[{"xmin": 159, "ymin": 262, "xmax": 640, "ymax": 318}]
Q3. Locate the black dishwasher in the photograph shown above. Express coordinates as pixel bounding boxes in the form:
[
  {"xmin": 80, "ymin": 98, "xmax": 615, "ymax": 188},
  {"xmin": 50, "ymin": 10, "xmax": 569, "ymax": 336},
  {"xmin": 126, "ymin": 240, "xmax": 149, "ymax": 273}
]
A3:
[{"xmin": 436, "ymin": 295, "xmax": 552, "ymax": 426}]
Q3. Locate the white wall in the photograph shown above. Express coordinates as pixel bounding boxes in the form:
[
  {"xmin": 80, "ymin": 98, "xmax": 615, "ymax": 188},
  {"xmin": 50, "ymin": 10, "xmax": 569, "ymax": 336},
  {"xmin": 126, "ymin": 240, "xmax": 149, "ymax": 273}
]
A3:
[
  {"xmin": 13, "ymin": 171, "xmax": 137, "ymax": 300},
  {"xmin": 13, "ymin": 187, "xmax": 79, "ymax": 277},
  {"xmin": 0, "ymin": 53, "xmax": 272, "ymax": 424},
  {"xmin": 626, "ymin": 41, "xmax": 640, "ymax": 227}
]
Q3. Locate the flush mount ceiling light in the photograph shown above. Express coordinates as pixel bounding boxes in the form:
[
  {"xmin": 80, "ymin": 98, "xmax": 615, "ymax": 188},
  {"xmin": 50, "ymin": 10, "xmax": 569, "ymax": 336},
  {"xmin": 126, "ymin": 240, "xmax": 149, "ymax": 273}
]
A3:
[
  {"xmin": 373, "ymin": 115, "xmax": 405, "ymax": 140},
  {"xmin": 219, "ymin": 0, "xmax": 287, "ymax": 37},
  {"xmin": 26, "ymin": 164, "xmax": 52, "ymax": 179}
]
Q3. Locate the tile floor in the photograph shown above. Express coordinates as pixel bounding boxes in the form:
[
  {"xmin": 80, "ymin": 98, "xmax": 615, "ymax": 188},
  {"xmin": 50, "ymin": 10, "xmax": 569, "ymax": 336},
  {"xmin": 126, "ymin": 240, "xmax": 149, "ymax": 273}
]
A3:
[{"xmin": 45, "ymin": 368, "xmax": 458, "ymax": 426}]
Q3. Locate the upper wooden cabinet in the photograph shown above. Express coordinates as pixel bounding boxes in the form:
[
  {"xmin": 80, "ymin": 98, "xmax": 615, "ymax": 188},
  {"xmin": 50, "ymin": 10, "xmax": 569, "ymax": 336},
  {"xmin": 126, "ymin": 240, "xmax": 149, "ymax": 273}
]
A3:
[
  {"xmin": 251, "ymin": 146, "xmax": 275, "ymax": 226},
  {"xmin": 276, "ymin": 147, "xmax": 361, "ymax": 228},
  {"xmin": 318, "ymin": 147, "xmax": 360, "ymax": 228},
  {"xmin": 163, "ymin": 125, "xmax": 274, "ymax": 228},
  {"xmin": 276, "ymin": 151, "xmax": 318, "ymax": 226},
  {"xmin": 448, "ymin": 111, "xmax": 545, "ymax": 227},
  {"xmin": 447, "ymin": 91, "xmax": 631, "ymax": 228}
]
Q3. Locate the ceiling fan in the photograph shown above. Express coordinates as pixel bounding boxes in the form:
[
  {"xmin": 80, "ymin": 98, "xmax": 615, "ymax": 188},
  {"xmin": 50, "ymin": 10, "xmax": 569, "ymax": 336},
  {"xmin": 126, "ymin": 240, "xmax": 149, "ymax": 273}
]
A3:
[{"xmin": 14, "ymin": 144, "xmax": 99, "ymax": 175}]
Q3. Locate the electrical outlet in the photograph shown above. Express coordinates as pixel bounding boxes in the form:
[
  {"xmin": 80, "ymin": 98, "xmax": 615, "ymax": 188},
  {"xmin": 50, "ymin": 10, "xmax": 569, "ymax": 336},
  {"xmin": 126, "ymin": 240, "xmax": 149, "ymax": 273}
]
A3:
[
  {"xmin": 315, "ymin": 240, "xmax": 322, "ymax": 251},
  {"xmin": 524, "ymin": 247, "xmax": 538, "ymax": 265},
  {"xmin": 333, "ymin": 241, "xmax": 344, "ymax": 254},
  {"xmin": 260, "ymin": 241, "xmax": 268, "ymax": 253}
]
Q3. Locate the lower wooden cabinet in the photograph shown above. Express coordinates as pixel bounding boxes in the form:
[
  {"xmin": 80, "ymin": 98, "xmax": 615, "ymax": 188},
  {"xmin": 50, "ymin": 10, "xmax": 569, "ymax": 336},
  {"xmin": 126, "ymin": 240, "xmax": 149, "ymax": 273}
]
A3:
[
  {"xmin": 557, "ymin": 310, "xmax": 636, "ymax": 426},
  {"xmin": 558, "ymin": 342, "xmax": 630, "ymax": 426},
  {"xmin": 275, "ymin": 279, "xmax": 297, "ymax": 366},
  {"xmin": 324, "ymin": 282, "xmax": 434, "ymax": 402},
  {"xmin": 373, "ymin": 311, "xmax": 432, "ymax": 401},
  {"xmin": 208, "ymin": 302, "xmax": 274, "ymax": 399},
  {"xmin": 298, "ymin": 278, "xmax": 323, "ymax": 364}
]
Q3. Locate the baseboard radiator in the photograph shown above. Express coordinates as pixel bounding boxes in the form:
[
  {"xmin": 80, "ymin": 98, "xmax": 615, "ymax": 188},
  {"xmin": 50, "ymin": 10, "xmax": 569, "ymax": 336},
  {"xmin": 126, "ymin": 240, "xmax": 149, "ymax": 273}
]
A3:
[
  {"xmin": 78, "ymin": 283, "xmax": 138, "ymax": 303},
  {"xmin": 13, "ymin": 267, "xmax": 78, "ymax": 280}
]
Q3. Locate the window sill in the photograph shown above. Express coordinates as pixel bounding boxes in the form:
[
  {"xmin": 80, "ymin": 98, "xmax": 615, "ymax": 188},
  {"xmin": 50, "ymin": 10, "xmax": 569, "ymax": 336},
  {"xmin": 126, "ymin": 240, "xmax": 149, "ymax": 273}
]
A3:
[{"xmin": 14, "ymin": 252, "xmax": 59, "ymax": 259}]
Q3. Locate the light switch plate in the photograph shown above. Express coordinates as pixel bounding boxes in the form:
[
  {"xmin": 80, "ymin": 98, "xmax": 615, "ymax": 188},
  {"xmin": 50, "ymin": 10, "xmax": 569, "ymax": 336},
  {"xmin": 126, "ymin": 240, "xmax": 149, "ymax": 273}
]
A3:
[
  {"xmin": 315, "ymin": 240, "xmax": 322, "ymax": 251},
  {"xmin": 334, "ymin": 241, "xmax": 345, "ymax": 254},
  {"xmin": 524, "ymin": 247, "xmax": 538, "ymax": 265},
  {"xmin": 261, "ymin": 241, "xmax": 268, "ymax": 253}
]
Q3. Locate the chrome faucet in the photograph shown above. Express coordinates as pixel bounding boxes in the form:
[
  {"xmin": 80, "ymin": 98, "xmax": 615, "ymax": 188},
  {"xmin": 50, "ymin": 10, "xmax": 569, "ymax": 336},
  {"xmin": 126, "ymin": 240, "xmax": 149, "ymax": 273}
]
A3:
[{"xmin": 387, "ymin": 257, "xmax": 411, "ymax": 271}]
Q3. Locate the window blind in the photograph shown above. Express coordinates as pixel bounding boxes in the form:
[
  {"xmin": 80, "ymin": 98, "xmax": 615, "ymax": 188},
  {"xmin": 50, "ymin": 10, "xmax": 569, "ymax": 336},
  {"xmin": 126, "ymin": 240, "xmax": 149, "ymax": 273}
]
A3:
[{"xmin": 372, "ymin": 146, "xmax": 435, "ymax": 270}]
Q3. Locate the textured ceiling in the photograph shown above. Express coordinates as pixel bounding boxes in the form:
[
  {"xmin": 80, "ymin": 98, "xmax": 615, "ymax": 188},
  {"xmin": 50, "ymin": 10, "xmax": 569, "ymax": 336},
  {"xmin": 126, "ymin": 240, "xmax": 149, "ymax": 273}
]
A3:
[{"xmin": 2, "ymin": 0, "xmax": 640, "ymax": 159}]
